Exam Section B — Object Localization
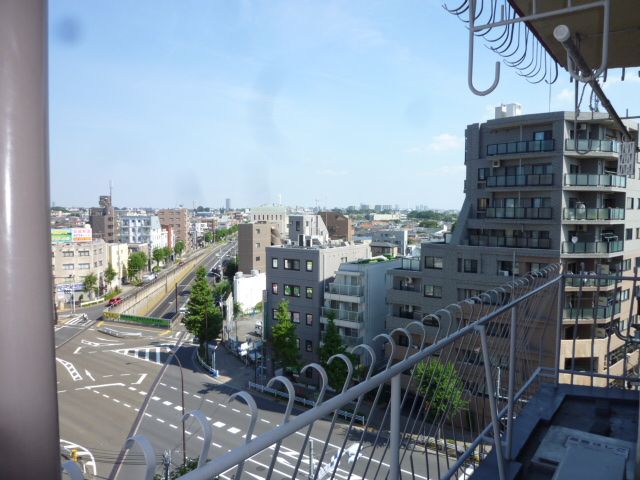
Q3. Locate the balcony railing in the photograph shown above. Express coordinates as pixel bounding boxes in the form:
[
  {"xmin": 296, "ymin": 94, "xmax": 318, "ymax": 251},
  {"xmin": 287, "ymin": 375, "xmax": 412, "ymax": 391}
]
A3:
[
  {"xmin": 485, "ymin": 207, "xmax": 552, "ymax": 220},
  {"xmin": 398, "ymin": 257, "xmax": 420, "ymax": 271},
  {"xmin": 564, "ymin": 173, "xmax": 626, "ymax": 188},
  {"xmin": 565, "ymin": 277, "xmax": 617, "ymax": 288},
  {"xmin": 563, "ymin": 207, "xmax": 625, "ymax": 221},
  {"xmin": 563, "ymin": 303, "xmax": 621, "ymax": 319},
  {"xmin": 326, "ymin": 284, "xmax": 363, "ymax": 296},
  {"xmin": 469, "ymin": 235, "xmax": 551, "ymax": 249},
  {"xmin": 562, "ymin": 240, "xmax": 624, "ymax": 254},
  {"xmin": 565, "ymin": 139, "xmax": 621, "ymax": 153},
  {"xmin": 486, "ymin": 173, "xmax": 554, "ymax": 187},
  {"xmin": 487, "ymin": 139, "xmax": 555, "ymax": 156},
  {"xmin": 321, "ymin": 332, "xmax": 363, "ymax": 347},
  {"xmin": 320, "ymin": 307, "xmax": 363, "ymax": 323}
]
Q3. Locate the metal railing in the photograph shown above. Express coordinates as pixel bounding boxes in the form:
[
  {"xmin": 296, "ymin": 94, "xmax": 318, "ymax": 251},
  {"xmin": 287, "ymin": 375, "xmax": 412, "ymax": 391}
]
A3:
[
  {"xmin": 485, "ymin": 206, "xmax": 552, "ymax": 219},
  {"xmin": 80, "ymin": 267, "xmax": 640, "ymax": 480},
  {"xmin": 565, "ymin": 138, "xmax": 621, "ymax": 153},
  {"xmin": 399, "ymin": 257, "xmax": 421, "ymax": 271},
  {"xmin": 564, "ymin": 173, "xmax": 626, "ymax": 188},
  {"xmin": 563, "ymin": 303, "xmax": 621, "ymax": 319},
  {"xmin": 486, "ymin": 139, "xmax": 555, "ymax": 156},
  {"xmin": 325, "ymin": 284, "xmax": 363, "ymax": 296},
  {"xmin": 562, "ymin": 240, "xmax": 624, "ymax": 254},
  {"xmin": 469, "ymin": 235, "xmax": 551, "ymax": 249},
  {"xmin": 486, "ymin": 173, "xmax": 554, "ymax": 187},
  {"xmin": 321, "ymin": 307, "xmax": 364, "ymax": 323},
  {"xmin": 563, "ymin": 207, "xmax": 625, "ymax": 221}
]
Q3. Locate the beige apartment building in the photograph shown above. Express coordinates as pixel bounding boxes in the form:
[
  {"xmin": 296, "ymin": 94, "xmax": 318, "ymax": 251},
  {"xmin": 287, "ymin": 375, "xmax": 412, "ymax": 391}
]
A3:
[
  {"xmin": 387, "ymin": 108, "xmax": 640, "ymax": 386},
  {"xmin": 238, "ymin": 222, "xmax": 281, "ymax": 273},
  {"xmin": 52, "ymin": 238, "xmax": 108, "ymax": 305},
  {"xmin": 158, "ymin": 208, "xmax": 190, "ymax": 249}
]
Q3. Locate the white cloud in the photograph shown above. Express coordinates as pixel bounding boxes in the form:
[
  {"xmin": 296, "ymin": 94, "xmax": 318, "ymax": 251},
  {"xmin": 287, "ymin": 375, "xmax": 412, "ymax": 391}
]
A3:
[
  {"xmin": 317, "ymin": 168, "xmax": 349, "ymax": 177},
  {"xmin": 403, "ymin": 133, "xmax": 465, "ymax": 156},
  {"xmin": 556, "ymin": 88, "xmax": 572, "ymax": 101}
]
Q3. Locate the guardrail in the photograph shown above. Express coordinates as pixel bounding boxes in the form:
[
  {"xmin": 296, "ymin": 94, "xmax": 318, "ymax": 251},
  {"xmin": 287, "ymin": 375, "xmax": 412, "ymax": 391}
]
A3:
[{"xmin": 102, "ymin": 311, "xmax": 170, "ymax": 329}]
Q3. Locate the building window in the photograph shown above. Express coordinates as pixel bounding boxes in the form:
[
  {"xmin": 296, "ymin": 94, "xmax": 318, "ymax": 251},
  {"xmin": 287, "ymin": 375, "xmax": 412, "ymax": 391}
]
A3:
[
  {"xmin": 623, "ymin": 259, "xmax": 632, "ymax": 271},
  {"xmin": 271, "ymin": 283, "xmax": 278, "ymax": 295},
  {"xmin": 305, "ymin": 287, "xmax": 313, "ymax": 299},
  {"xmin": 63, "ymin": 264, "xmax": 74, "ymax": 270},
  {"xmin": 62, "ymin": 251, "xmax": 74, "ymax": 257},
  {"xmin": 284, "ymin": 259, "xmax": 300, "ymax": 270},
  {"xmin": 272, "ymin": 258, "xmax": 278, "ymax": 269},
  {"xmin": 305, "ymin": 340, "xmax": 313, "ymax": 352},
  {"xmin": 255, "ymin": 242, "xmax": 261, "ymax": 248},
  {"xmin": 306, "ymin": 260, "xmax": 313, "ymax": 272},
  {"xmin": 424, "ymin": 285, "xmax": 442, "ymax": 298},
  {"xmin": 626, "ymin": 228, "xmax": 633, "ymax": 240},
  {"xmin": 478, "ymin": 168, "xmax": 489, "ymax": 181},
  {"xmin": 284, "ymin": 284, "xmax": 301, "ymax": 297},
  {"xmin": 620, "ymin": 289, "xmax": 630, "ymax": 302},
  {"xmin": 459, "ymin": 259, "xmax": 478, "ymax": 273},
  {"xmin": 291, "ymin": 312, "xmax": 300, "ymax": 324},
  {"xmin": 477, "ymin": 198, "xmax": 489, "ymax": 211},
  {"xmin": 306, "ymin": 313, "xmax": 313, "ymax": 326},
  {"xmin": 255, "ymin": 256, "xmax": 260, "ymax": 261},
  {"xmin": 78, "ymin": 263, "xmax": 90, "ymax": 270},
  {"xmin": 272, "ymin": 309, "xmax": 277, "ymax": 321},
  {"xmin": 296, "ymin": 338, "xmax": 300, "ymax": 349},
  {"xmin": 424, "ymin": 256, "xmax": 443, "ymax": 269}
]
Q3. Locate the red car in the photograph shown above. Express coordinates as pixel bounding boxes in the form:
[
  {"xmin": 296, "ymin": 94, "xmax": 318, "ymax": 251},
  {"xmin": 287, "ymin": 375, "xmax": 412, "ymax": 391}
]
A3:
[{"xmin": 107, "ymin": 296, "xmax": 122, "ymax": 307}]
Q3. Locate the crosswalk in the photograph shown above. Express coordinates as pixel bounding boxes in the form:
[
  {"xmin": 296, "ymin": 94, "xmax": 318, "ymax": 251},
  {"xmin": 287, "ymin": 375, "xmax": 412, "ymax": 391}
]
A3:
[
  {"xmin": 168, "ymin": 331, "xmax": 194, "ymax": 343},
  {"xmin": 110, "ymin": 346, "xmax": 173, "ymax": 365}
]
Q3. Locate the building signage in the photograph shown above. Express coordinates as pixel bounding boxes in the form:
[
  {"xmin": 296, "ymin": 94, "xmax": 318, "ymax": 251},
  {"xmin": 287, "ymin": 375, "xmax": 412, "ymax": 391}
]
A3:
[
  {"xmin": 51, "ymin": 228, "xmax": 73, "ymax": 243},
  {"xmin": 51, "ymin": 227, "xmax": 93, "ymax": 243},
  {"xmin": 618, "ymin": 142, "xmax": 637, "ymax": 176},
  {"xmin": 72, "ymin": 227, "xmax": 92, "ymax": 242}
]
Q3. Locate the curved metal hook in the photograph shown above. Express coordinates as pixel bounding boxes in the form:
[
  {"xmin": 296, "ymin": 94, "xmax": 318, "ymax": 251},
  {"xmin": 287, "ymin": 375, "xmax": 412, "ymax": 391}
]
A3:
[
  {"xmin": 267, "ymin": 375, "xmax": 296, "ymax": 421},
  {"xmin": 301, "ymin": 363, "xmax": 329, "ymax": 402},
  {"xmin": 228, "ymin": 390, "xmax": 259, "ymax": 478},
  {"xmin": 373, "ymin": 333, "xmax": 396, "ymax": 370},
  {"xmin": 328, "ymin": 353, "xmax": 354, "ymax": 393},
  {"xmin": 390, "ymin": 327, "xmax": 413, "ymax": 359},
  {"xmin": 405, "ymin": 320, "xmax": 427, "ymax": 350},
  {"xmin": 182, "ymin": 410, "xmax": 212, "ymax": 467},
  {"xmin": 61, "ymin": 461, "xmax": 85, "ymax": 480},
  {"xmin": 350, "ymin": 343, "xmax": 377, "ymax": 380},
  {"xmin": 124, "ymin": 435, "xmax": 156, "ymax": 480},
  {"xmin": 468, "ymin": 0, "xmax": 500, "ymax": 95}
]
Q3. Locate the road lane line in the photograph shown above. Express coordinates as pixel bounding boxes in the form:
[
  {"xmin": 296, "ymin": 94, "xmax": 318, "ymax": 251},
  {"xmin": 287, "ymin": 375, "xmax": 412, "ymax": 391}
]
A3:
[
  {"xmin": 162, "ymin": 400, "xmax": 172, "ymax": 406},
  {"xmin": 170, "ymin": 424, "xmax": 178, "ymax": 429},
  {"xmin": 75, "ymin": 383, "xmax": 125, "ymax": 391},
  {"xmin": 213, "ymin": 421, "xmax": 225, "ymax": 428},
  {"xmin": 232, "ymin": 408, "xmax": 240, "ymax": 413},
  {"xmin": 73, "ymin": 347, "xmax": 82, "ymax": 355},
  {"xmin": 134, "ymin": 373, "xmax": 147, "ymax": 385},
  {"xmin": 85, "ymin": 369, "xmax": 95, "ymax": 382},
  {"xmin": 156, "ymin": 418, "xmax": 165, "ymax": 423}
]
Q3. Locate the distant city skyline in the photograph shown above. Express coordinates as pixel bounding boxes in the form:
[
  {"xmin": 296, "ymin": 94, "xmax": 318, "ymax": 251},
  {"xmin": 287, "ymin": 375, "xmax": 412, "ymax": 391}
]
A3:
[{"xmin": 49, "ymin": 1, "xmax": 640, "ymax": 210}]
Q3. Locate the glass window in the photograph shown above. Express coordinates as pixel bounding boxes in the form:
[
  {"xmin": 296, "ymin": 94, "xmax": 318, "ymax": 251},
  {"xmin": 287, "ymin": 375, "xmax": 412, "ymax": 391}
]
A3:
[
  {"xmin": 78, "ymin": 263, "xmax": 90, "ymax": 269},
  {"xmin": 291, "ymin": 312, "xmax": 300, "ymax": 323},
  {"xmin": 533, "ymin": 130, "xmax": 552, "ymax": 141},
  {"xmin": 284, "ymin": 259, "xmax": 300, "ymax": 270},
  {"xmin": 306, "ymin": 260, "xmax": 313, "ymax": 272},
  {"xmin": 255, "ymin": 256, "xmax": 260, "ymax": 261},
  {"xmin": 272, "ymin": 258, "xmax": 278, "ymax": 269},
  {"xmin": 62, "ymin": 251, "xmax": 74, "ymax": 257},
  {"xmin": 424, "ymin": 256, "xmax": 443, "ymax": 269},
  {"xmin": 478, "ymin": 168, "xmax": 489, "ymax": 181},
  {"xmin": 305, "ymin": 287, "xmax": 313, "ymax": 299},
  {"xmin": 305, "ymin": 340, "xmax": 313, "ymax": 352},
  {"xmin": 79, "ymin": 250, "xmax": 90, "ymax": 256},
  {"xmin": 284, "ymin": 284, "xmax": 300, "ymax": 297},
  {"xmin": 626, "ymin": 228, "xmax": 633, "ymax": 240},
  {"xmin": 306, "ymin": 313, "xmax": 313, "ymax": 326},
  {"xmin": 424, "ymin": 285, "xmax": 442, "ymax": 298},
  {"xmin": 477, "ymin": 198, "xmax": 489, "ymax": 210},
  {"xmin": 63, "ymin": 264, "xmax": 74, "ymax": 270},
  {"xmin": 271, "ymin": 283, "xmax": 278, "ymax": 295},
  {"xmin": 464, "ymin": 259, "xmax": 478, "ymax": 273}
]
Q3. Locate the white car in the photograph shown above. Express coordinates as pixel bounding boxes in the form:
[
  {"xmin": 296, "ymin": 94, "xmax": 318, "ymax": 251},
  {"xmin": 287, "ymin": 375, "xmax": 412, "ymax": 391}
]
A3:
[{"xmin": 179, "ymin": 305, "xmax": 188, "ymax": 314}]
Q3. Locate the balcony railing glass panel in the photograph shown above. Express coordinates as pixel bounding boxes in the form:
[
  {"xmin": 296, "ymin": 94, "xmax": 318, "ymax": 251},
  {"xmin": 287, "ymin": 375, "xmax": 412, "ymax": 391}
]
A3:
[{"xmin": 563, "ymin": 207, "xmax": 625, "ymax": 221}]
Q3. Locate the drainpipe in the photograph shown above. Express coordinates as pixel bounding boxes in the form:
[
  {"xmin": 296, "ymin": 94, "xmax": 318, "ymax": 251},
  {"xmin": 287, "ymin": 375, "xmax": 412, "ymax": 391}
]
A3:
[{"xmin": 0, "ymin": 1, "xmax": 60, "ymax": 478}]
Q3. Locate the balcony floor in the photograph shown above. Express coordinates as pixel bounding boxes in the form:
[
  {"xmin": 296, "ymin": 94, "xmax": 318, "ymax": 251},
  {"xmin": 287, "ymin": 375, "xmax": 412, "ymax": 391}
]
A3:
[{"xmin": 472, "ymin": 382, "xmax": 638, "ymax": 480}]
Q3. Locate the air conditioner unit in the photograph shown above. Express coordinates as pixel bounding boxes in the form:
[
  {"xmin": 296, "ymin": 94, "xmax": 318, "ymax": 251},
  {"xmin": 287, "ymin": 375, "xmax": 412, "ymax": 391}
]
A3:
[
  {"xmin": 498, "ymin": 270, "xmax": 510, "ymax": 276},
  {"xmin": 492, "ymin": 159, "xmax": 501, "ymax": 168}
]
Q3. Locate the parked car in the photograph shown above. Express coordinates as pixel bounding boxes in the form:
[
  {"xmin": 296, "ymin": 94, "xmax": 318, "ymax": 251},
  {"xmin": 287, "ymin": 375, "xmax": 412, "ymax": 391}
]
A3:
[
  {"xmin": 107, "ymin": 296, "xmax": 122, "ymax": 307},
  {"xmin": 179, "ymin": 304, "xmax": 188, "ymax": 314}
]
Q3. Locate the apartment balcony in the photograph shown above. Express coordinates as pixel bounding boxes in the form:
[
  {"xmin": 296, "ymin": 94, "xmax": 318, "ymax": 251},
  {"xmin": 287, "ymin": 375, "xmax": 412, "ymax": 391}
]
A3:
[
  {"xmin": 397, "ymin": 257, "xmax": 420, "ymax": 271},
  {"xmin": 468, "ymin": 235, "xmax": 551, "ymax": 249},
  {"xmin": 320, "ymin": 307, "xmax": 363, "ymax": 323},
  {"xmin": 563, "ymin": 207, "xmax": 625, "ymax": 222},
  {"xmin": 486, "ymin": 173, "xmax": 554, "ymax": 188},
  {"xmin": 485, "ymin": 206, "xmax": 552, "ymax": 220},
  {"xmin": 564, "ymin": 173, "xmax": 626, "ymax": 188},
  {"xmin": 565, "ymin": 138, "xmax": 621, "ymax": 154},
  {"xmin": 565, "ymin": 276, "xmax": 617, "ymax": 290},
  {"xmin": 561, "ymin": 240, "xmax": 624, "ymax": 255},
  {"xmin": 486, "ymin": 138, "xmax": 555, "ymax": 156},
  {"xmin": 563, "ymin": 303, "xmax": 621, "ymax": 320},
  {"xmin": 325, "ymin": 284, "xmax": 363, "ymax": 296},
  {"xmin": 321, "ymin": 333, "xmax": 363, "ymax": 347}
]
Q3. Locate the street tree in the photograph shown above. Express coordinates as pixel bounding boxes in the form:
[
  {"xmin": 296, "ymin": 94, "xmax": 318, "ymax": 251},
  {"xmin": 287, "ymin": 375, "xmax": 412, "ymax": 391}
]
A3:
[
  {"xmin": 183, "ymin": 267, "xmax": 222, "ymax": 346},
  {"xmin": 414, "ymin": 358, "xmax": 468, "ymax": 419},
  {"xmin": 271, "ymin": 299, "xmax": 300, "ymax": 372},
  {"xmin": 152, "ymin": 248, "xmax": 165, "ymax": 267},
  {"xmin": 224, "ymin": 258, "xmax": 238, "ymax": 281},
  {"xmin": 161, "ymin": 246, "xmax": 173, "ymax": 262},
  {"xmin": 318, "ymin": 310, "xmax": 353, "ymax": 390},
  {"xmin": 82, "ymin": 273, "xmax": 98, "ymax": 298},
  {"xmin": 203, "ymin": 231, "xmax": 213, "ymax": 243},
  {"xmin": 174, "ymin": 240, "xmax": 186, "ymax": 257},
  {"xmin": 128, "ymin": 251, "xmax": 147, "ymax": 279},
  {"xmin": 104, "ymin": 263, "xmax": 117, "ymax": 289}
]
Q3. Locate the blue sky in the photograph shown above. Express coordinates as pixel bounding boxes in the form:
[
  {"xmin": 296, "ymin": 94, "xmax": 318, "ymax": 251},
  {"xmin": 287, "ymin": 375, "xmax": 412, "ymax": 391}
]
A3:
[{"xmin": 49, "ymin": 1, "xmax": 640, "ymax": 210}]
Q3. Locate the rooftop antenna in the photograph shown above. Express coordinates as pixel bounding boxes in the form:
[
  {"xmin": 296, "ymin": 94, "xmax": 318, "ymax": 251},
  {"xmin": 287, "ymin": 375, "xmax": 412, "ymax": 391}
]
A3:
[
  {"xmin": 278, "ymin": 193, "xmax": 282, "ymax": 206},
  {"xmin": 109, "ymin": 179, "xmax": 113, "ymax": 199}
]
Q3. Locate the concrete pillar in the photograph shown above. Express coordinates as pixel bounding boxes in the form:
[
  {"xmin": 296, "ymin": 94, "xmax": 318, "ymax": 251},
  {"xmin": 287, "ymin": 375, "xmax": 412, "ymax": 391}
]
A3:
[{"xmin": 0, "ymin": 1, "xmax": 60, "ymax": 478}]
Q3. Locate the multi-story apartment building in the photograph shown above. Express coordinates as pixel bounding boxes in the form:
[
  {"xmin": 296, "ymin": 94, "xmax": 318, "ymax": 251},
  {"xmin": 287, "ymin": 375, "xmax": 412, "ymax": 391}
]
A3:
[
  {"xmin": 250, "ymin": 206, "xmax": 287, "ymax": 239},
  {"xmin": 265, "ymin": 243, "xmax": 370, "ymax": 364},
  {"xmin": 238, "ymin": 222, "xmax": 280, "ymax": 273},
  {"xmin": 321, "ymin": 257, "xmax": 401, "ymax": 356},
  {"xmin": 119, "ymin": 215, "xmax": 166, "ymax": 250},
  {"xmin": 157, "ymin": 208, "xmax": 190, "ymax": 249},
  {"xmin": 89, "ymin": 195, "xmax": 118, "ymax": 242},
  {"xmin": 318, "ymin": 211, "xmax": 354, "ymax": 241},
  {"xmin": 371, "ymin": 229, "xmax": 408, "ymax": 256},
  {"xmin": 387, "ymin": 108, "xmax": 640, "ymax": 384},
  {"xmin": 106, "ymin": 243, "xmax": 129, "ymax": 289},
  {"xmin": 288, "ymin": 214, "xmax": 329, "ymax": 246}
]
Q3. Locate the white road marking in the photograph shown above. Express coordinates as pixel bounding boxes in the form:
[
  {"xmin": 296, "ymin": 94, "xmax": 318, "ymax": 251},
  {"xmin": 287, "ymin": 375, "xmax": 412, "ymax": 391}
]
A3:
[
  {"xmin": 170, "ymin": 386, "xmax": 177, "ymax": 391},
  {"xmin": 124, "ymin": 403, "xmax": 131, "ymax": 408},
  {"xmin": 193, "ymin": 394, "xmax": 200, "ymax": 398},
  {"xmin": 73, "ymin": 347, "xmax": 82, "ymax": 355},
  {"xmin": 170, "ymin": 424, "xmax": 178, "ymax": 429},
  {"xmin": 213, "ymin": 421, "xmax": 225, "ymax": 428},
  {"xmin": 162, "ymin": 400, "xmax": 172, "ymax": 406},
  {"xmin": 128, "ymin": 387, "xmax": 137, "ymax": 391},
  {"xmin": 139, "ymin": 391, "xmax": 147, "ymax": 395},
  {"xmin": 232, "ymin": 408, "xmax": 240, "ymax": 413},
  {"xmin": 157, "ymin": 418, "xmax": 165, "ymax": 423},
  {"xmin": 75, "ymin": 383, "xmax": 125, "ymax": 391},
  {"xmin": 227, "ymin": 427, "xmax": 241, "ymax": 434},
  {"xmin": 260, "ymin": 419, "xmax": 271, "ymax": 424},
  {"xmin": 56, "ymin": 357, "xmax": 83, "ymax": 382},
  {"xmin": 58, "ymin": 390, "xmax": 67, "ymax": 394},
  {"xmin": 134, "ymin": 373, "xmax": 147, "ymax": 385},
  {"xmin": 152, "ymin": 396, "xmax": 160, "ymax": 401},
  {"xmin": 84, "ymin": 369, "xmax": 95, "ymax": 382},
  {"xmin": 113, "ymin": 399, "xmax": 120, "ymax": 404},
  {"xmin": 174, "ymin": 405, "xmax": 183, "ymax": 411}
]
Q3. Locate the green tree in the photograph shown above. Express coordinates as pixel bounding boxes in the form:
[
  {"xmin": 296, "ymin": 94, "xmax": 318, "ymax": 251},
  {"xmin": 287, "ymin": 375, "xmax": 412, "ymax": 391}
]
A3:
[
  {"xmin": 183, "ymin": 267, "xmax": 222, "ymax": 344},
  {"xmin": 104, "ymin": 263, "xmax": 117, "ymax": 288},
  {"xmin": 418, "ymin": 220, "xmax": 440, "ymax": 228},
  {"xmin": 128, "ymin": 251, "xmax": 148, "ymax": 279},
  {"xmin": 82, "ymin": 273, "xmax": 98, "ymax": 298},
  {"xmin": 121, "ymin": 264, "xmax": 128, "ymax": 283},
  {"xmin": 152, "ymin": 248, "xmax": 165, "ymax": 267},
  {"xmin": 161, "ymin": 246, "xmax": 173, "ymax": 262},
  {"xmin": 414, "ymin": 359, "xmax": 468, "ymax": 419},
  {"xmin": 271, "ymin": 299, "xmax": 300, "ymax": 371},
  {"xmin": 224, "ymin": 258, "xmax": 238, "ymax": 281},
  {"xmin": 153, "ymin": 457, "xmax": 199, "ymax": 480},
  {"xmin": 203, "ymin": 231, "xmax": 213, "ymax": 243},
  {"xmin": 212, "ymin": 280, "xmax": 231, "ymax": 303},
  {"xmin": 318, "ymin": 311, "xmax": 353, "ymax": 390},
  {"xmin": 174, "ymin": 240, "xmax": 186, "ymax": 257}
]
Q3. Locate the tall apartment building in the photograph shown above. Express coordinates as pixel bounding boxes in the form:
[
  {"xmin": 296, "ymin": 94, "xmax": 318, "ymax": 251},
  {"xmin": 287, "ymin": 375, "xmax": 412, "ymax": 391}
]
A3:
[
  {"xmin": 318, "ymin": 211, "xmax": 354, "ymax": 241},
  {"xmin": 288, "ymin": 214, "xmax": 329, "ymax": 246},
  {"xmin": 387, "ymin": 109, "xmax": 640, "ymax": 383},
  {"xmin": 238, "ymin": 222, "xmax": 281, "ymax": 273},
  {"xmin": 371, "ymin": 229, "xmax": 408, "ymax": 256},
  {"xmin": 89, "ymin": 195, "xmax": 118, "ymax": 243},
  {"xmin": 157, "ymin": 208, "xmax": 190, "ymax": 249},
  {"xmin": 119, "ymin": 215, "xmax": 166, "ymax": 250},
  {"xmin": 265, "ymin": 243, "xmax": 370, "ymax": 364},
  {"xmin": 250, "ymin": 206, "xmax": 288, "ymax": 239}
]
